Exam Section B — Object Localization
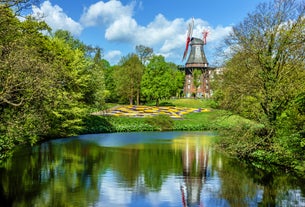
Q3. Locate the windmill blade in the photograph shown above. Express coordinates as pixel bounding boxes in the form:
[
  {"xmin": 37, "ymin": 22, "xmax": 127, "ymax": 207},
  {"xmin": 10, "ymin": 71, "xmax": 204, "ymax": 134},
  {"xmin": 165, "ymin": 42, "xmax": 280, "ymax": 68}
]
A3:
[
  {"xmin": 189, "ymin": 17, "xmax": 194, "ymax": 39},
  {"xmin": 182, "ymin": 36, "xmax": 190, "ymax": 61},
  {"xmin": 182, "ymin": 18, "xmax": 194, "ymax": 61},
  {"xmin": 202, "ymin": 29, "xmax": 209, "ymax": 45}
]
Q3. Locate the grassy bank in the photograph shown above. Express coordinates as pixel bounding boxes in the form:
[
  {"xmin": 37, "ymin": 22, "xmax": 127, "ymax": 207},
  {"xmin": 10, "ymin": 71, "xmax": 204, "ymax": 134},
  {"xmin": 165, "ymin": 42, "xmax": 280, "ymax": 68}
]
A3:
[
  {"xmin": 82, "ymin": 99, "xmax": 255, "ymax": 133},
  {"xmin": 84, "ymin": 99, "xmax": 305, "ymax": 175}
]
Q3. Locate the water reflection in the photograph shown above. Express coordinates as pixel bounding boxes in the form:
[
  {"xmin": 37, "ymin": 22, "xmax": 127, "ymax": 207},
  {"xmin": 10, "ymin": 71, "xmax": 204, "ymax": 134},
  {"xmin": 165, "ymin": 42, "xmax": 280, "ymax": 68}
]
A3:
[
  {"xmin": 0, "ymin": 131, "xmax": 305, "ymax": 207},
  {"xmin": 175, "ymin": 136, "xmax": 209, "ymax": 207}
]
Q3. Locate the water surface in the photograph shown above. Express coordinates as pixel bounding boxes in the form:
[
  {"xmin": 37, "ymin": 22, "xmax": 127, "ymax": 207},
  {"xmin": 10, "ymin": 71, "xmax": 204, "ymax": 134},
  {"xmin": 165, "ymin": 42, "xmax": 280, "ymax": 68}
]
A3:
[{"xmin": 1, "ymin": 131, "xmax": 305, "ymax": 207}]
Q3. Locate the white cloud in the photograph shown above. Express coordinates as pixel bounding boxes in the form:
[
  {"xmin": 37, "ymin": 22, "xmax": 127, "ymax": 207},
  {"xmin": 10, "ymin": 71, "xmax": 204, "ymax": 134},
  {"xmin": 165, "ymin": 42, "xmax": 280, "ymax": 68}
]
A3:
[
  {"xmin": 101, "ymin": 12, "xmax": 231, "ymax": 63},
  {"xmin": 105, "ymin": 50, "xmax": 122, "ymax": 65},
  {"xmin": 136, "ymin": 14, "xmax": 185, "ymax": 47},
  {"xmin": 32, "ymin": 1, "xmax": 83, "ymax": 36},
  {"xmin": 30, "ymin": 1, "xmax": 232, "ymax": 64},
  {"xmin": 80, "ymin": 0, "xmax": 134, "ymax": 27},
  {"xmin": 105, "ymin": 16, "xmax": 138, "ymax": 42}
]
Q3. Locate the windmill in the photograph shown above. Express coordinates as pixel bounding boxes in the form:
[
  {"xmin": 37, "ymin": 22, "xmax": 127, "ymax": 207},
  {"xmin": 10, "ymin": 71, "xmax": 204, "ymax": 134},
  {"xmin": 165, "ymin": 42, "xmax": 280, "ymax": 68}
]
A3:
[
  {"xmin": 182, "ymin": 18, "xmax": 194, "ymax": 61},
  {"xmin": 179, "ymin": 18, "xmax": 214, "ymax": 98}
]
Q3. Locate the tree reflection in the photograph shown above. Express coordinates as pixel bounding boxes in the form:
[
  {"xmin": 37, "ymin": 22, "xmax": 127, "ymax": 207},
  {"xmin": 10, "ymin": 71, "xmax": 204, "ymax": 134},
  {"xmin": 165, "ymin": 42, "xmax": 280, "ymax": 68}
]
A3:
[
  {"xmin": 0, "ymin": 141, "xmax": 106, "ymax": 207},
  {"xmin": 1, "ymin": 132, "xmax": 305, "ymax": 206}
]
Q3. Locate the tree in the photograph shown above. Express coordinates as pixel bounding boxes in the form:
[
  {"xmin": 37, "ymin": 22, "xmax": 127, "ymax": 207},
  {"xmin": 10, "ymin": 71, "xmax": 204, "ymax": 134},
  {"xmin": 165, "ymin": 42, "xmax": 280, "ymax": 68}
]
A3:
[
  {"xmin": 135, "ymin": 45, "xmax": 153, "ymax": 65},
  {"xmin": 141, "ymin": 55, "xmax": 182, "ymax": 106},
  {"xmin": 113, "ymin": 54, "xmax": 144, "ymax": 105},
  {"xmin": 83, "ymin": 47, "xmax": 106, "ymax": 109},
  {"xmin": 0, "ymin": 7, "xmax": 59, "ymax": 155},
  {"xmin": 215, "ymin": 0, "xmax": 305, "ymax": 137},
  {"xmin": 0, "ymin": 0, "xmax": 40, "ymax": 14},
  {"xmin": 0, "ymin": 6, "xmax": 108, "ymax": 162},
  {"xmin": 104, "ymin": 63, "xmax": 119, "ymax": 103}
]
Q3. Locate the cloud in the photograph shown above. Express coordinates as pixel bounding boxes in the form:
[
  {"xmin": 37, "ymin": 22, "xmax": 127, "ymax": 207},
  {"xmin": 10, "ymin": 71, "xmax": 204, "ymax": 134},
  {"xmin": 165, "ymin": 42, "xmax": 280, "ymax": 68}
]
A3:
[
  {"xmin": 136, "ymin": 14, "xmax": 185, "ymax": 47},
  {"xmin": 105, "ymin": 16, "xmax": 138, "ymax": 42},
  {"xmin": 30, "ymin": 1, "xmax": 232, "ymax": 64},
  {"xmin": 80, "ymin": 0, "xmax": 134, "ymax": 27},
  {"xmin": 95, "ymin": 9, "xmax": 232, "ymax": 62},
  {"xmin": 32, "ymin": 1, "xmax": 83, "ymax": 36},
  {"xmin": 105, "ymin": 50, "xmax": 122, "ymax": 64}
]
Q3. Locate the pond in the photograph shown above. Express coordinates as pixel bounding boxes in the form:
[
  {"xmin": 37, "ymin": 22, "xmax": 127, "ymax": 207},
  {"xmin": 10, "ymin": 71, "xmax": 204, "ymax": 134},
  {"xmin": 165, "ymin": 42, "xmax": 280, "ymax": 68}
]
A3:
[{"xmin": 1, "ymin": 131, "xmax": 305, "ymax": 207}]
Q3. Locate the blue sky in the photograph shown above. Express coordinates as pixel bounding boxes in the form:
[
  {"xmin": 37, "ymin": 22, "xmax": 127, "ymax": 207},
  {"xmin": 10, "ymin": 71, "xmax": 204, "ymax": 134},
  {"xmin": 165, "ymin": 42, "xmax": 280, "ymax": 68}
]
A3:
[{"xmin": 29, "ymin": 0, "xmax": 266, "ymax": 65}]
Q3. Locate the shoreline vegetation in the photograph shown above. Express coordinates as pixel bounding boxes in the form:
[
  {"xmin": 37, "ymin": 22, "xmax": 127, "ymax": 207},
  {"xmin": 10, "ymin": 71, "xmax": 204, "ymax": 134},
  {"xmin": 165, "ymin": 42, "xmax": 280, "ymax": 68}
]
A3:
[{"xmin": 82, "ymin": 99, "xmax": 305, "ymax": 176}]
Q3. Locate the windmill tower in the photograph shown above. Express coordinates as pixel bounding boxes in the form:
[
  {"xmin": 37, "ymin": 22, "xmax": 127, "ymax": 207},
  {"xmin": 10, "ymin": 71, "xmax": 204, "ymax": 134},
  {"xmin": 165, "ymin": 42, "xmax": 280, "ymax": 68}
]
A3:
[{"xmin": 180, "ymin": 19, "xmax": 214, "ymax": 98}]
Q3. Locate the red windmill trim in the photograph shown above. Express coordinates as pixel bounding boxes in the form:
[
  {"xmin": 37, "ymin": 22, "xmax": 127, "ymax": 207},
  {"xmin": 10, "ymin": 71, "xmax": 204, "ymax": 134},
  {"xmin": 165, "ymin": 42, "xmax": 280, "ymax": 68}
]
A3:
[
  {"xmin": 202, "ymin": 30, "xmax": 209, "ymax": 45},
  {"xmin": 182, "ymin": 18, "xmax": 194, "ymax": 61}
]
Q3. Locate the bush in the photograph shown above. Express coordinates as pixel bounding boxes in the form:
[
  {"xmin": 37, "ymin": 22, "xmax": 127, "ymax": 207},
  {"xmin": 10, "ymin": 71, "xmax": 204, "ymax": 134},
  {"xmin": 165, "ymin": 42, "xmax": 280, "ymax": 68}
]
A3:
[{"xmin": 145, "ymin": 114, "xmax": 174, "ymax": 131}]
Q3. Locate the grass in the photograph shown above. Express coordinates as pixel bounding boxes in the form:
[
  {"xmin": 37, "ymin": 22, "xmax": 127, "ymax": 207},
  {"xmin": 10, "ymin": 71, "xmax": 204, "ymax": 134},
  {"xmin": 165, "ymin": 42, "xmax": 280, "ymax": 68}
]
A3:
[
  {"xmin": 166, "ymin": 98, "xmax": 215, "ymax": 108},
  {"xmin": 84, "ymin": 99, "xmax": 255, "ymax": 133}
]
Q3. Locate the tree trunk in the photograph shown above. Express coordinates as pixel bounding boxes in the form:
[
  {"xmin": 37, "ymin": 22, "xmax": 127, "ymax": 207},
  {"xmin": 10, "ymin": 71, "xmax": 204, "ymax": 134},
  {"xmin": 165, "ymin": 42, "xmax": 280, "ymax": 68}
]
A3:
[
  {"xmin": 156, "ymin": 98, "xmax": 159, "ymax": 106},
  {"xmin": 136, "ymin": 89, "xmax": 140, "ymax": 105}
]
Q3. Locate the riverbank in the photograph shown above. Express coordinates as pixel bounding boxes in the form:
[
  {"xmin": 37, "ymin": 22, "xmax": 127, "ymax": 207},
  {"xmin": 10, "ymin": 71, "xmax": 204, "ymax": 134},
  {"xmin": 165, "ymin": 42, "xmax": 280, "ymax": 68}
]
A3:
[
  {"xmin": 83, "ymin": 99, "xmax": 305, "ymax": 176},
  {"xmin": 82, "ymin": 99, "xmax": 254, "ymax": 134}
]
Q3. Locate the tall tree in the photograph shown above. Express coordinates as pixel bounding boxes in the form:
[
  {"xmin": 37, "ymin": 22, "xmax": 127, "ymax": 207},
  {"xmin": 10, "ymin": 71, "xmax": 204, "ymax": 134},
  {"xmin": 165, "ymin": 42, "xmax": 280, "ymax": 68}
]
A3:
[
  {"xmin": 141, "ymin": 55, "xmax": 182, "ymax": 106},
  {"xmin": 113, "ymin": 54, "xmax": 144, "ymax": 105},
  {"xmin": 104, "ymin": 63, "xmax": 119, "ymax": 103},
  {"xmin": 83, "ymin": 47, "xmax": 106, "ymax": 109},
  {"xmin": 214, "ymin": 0, "xmax": 305, "ymax": 137}
]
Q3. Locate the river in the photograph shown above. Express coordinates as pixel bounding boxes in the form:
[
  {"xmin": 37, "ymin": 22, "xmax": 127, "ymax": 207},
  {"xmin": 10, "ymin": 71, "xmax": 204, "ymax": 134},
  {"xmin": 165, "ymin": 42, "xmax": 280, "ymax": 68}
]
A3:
[{"xmin": 0, "ymin": 131, "xmax": 305, "ymax": 207}]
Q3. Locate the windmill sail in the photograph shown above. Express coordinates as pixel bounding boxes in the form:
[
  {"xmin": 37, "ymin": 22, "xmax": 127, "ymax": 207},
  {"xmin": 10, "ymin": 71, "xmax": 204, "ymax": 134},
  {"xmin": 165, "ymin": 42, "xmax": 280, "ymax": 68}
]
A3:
[{"xmin": 182, "ymin": 18, "xmax": 194, "ymax": 61}]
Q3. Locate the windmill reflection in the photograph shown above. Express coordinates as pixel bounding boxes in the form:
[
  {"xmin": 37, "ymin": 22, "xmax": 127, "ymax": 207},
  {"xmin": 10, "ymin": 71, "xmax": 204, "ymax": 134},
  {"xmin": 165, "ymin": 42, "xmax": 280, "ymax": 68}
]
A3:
[{"xmin": 177, "ymin": 136, "xmax": 209, "ymax": 207}]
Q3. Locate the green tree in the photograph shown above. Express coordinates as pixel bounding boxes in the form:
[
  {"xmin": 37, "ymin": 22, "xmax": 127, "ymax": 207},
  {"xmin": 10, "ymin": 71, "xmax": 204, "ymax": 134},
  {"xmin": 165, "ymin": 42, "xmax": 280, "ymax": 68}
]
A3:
[
  {"xmin": 44, "ymin": 36, "xmax": 90, "ymax": 137},
  {"xmin": 215, "ymin": 0, "xmax": 305, "ymax": 136},
  {"xmin": 113, "ymin": 54, "xmax": 144, "ymax": 105},
  {"xmin": 141, "ymin": 55, "xmax": 182, "ymax": 106},
  {"xmin": 0, "ymin": 8, "xmax": 54, "ymax": 151},
  {"xmin": 212, "ymin": 0, "xmax": 305, "ymax": 169},
  {"xmin": 104, "ymin": 63, "xmax": 119, "ymax": 103},
  {"xmin": 168, "ymin": 62, "xmax": 185, "ymax": 98},
  {"xmin": 0, "ymin": 6, "xmax": 107, "ymax": 162},
  {"xmin": 83, "ymin": 47, "xmax": 106, "ymax": 109}
]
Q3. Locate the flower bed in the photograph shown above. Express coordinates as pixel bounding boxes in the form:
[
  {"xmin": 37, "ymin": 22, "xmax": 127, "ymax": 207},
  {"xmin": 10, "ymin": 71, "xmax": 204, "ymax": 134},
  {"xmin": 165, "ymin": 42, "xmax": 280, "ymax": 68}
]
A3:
[{"xmin": 103, "ymin": 105, "xmax": 210, "ymax": 118}]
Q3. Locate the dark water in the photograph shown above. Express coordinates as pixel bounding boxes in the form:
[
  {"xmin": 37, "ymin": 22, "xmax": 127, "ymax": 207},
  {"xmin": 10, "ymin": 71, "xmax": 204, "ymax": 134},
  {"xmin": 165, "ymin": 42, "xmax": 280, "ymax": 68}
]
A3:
[{"xmin": 1, "ymin": 131, "xmax": 305, "ymax": 207}]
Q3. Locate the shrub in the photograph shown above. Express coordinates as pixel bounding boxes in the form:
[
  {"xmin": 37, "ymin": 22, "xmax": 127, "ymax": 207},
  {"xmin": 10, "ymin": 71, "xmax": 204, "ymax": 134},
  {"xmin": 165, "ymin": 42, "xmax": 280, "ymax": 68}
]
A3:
[{"xmin": 145, "ymin": 114, "xmax": 174, "ymax": 131}]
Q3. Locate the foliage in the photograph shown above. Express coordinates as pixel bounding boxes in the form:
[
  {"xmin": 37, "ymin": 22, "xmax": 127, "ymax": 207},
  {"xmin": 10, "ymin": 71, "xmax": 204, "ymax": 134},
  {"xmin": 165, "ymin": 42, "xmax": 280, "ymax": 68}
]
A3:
[
  {"xmin": 141, "ymin": 55, "xmax": 184, "ymax": 105},
  {"xmin": 104, "ymin": 62, "xmax": 119, "ymax": 103},
  {"xmin": 0, "ymin": 0, "xmax": 39, "ymax": 14},
  {"xmin": 83, "ymin": 47, "xmax": 106, "ymax": 109},
  {"xmin": 213, "ymin": 0, "xmax": 305, "ymax": 172},
  {"xmin": 113, "ymin": 54, "xmax": 144, "ymax": 105},
  {"xmin": 145, "ymin": 114, "xmax": 174, "ymax": 131},
  {"xmin": 0, "ymin": 6, "xmax": 106, "ymax": 161},
  {"xmin": 82, "ymin": 115, "xmax": 115, "ymax": 133},
  {"xmin": 215, "ymin": 0, "xmax": 305, "ymax": 132}
]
